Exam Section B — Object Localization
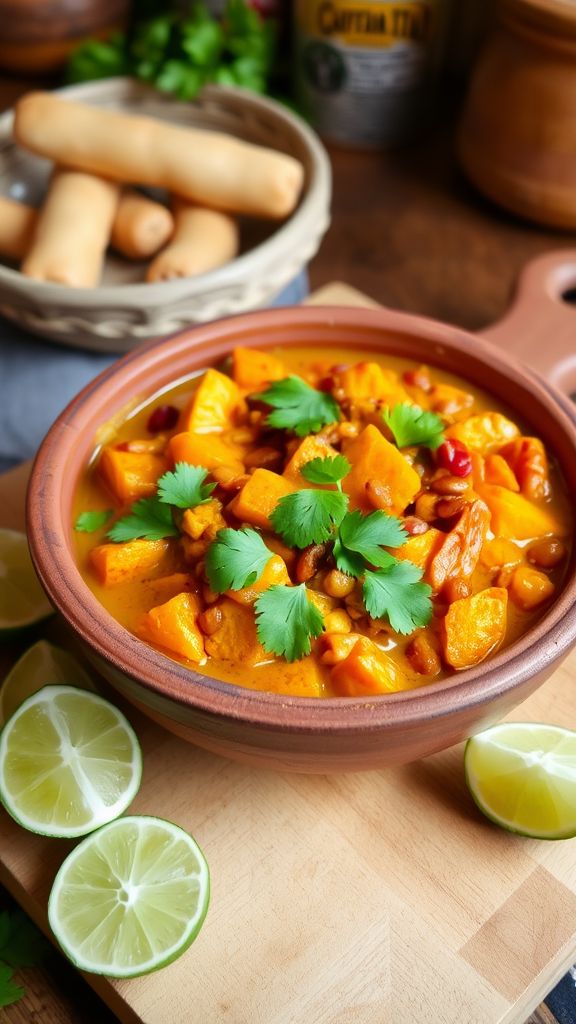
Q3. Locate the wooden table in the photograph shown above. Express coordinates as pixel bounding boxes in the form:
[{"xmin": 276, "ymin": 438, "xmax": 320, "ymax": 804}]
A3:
[{"xmin": 1, "ymin": 75, "xmax": 576, "ymax": 1024}]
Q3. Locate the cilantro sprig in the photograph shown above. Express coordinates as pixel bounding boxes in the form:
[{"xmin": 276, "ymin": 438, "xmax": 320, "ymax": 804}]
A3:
[
  {"xmin": 383, "ymin": 404, "xmax": 444, "ymax": 449},
  {"xmin": 253, "ymin": 376, "xmax": 340, "ymax": 437},
  {"xmin": 271, "ymin": 490, "xmax": 349, "ymax": 549},
  {"xmin": 255, "ymin": 584, "xmax": 324, "ymax": 662},
  {"xmin": 157, "ymin": 463, "xmax": 215, "ymax": 508},
  {"xmin": 0, "ymin": 908, "xmax": 49, "ymax": 1008},
  {"xmin": 74, "ymin": 509, "xmax": 113, "ymax": 533},
  {"xmin": 105, "ymin": 462, "xmax": 213, "ymax": 542},
  {"xmin": 363, "ymin": 563, "xmax": 433, "ymax": 635},
  {"xmin": 205, "ymin": 527, "xmax": 271, "ymax": 592}
]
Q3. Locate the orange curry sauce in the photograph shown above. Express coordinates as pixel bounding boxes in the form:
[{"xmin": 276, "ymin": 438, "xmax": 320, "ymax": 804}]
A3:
[{"xmin": 73, "ymin": 346, "xmax": 572, "ymax": 698}]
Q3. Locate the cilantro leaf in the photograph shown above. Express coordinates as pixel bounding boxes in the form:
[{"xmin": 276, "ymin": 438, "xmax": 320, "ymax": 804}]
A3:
[
  {"xmin": 383, "ymin": 404, "xmax": 445, "ymax": 449},
  {"xmin": 271, "ymin": 490, "xmax": 349, "ymax": 549},
  {"xmin": 74, "ymin": 509, "xmax": 113, "ymax": 533},
  {"xmin": 300, "ymin": 455, "xmax": 351, "ymax": 487},
  {"xmin": 0, "ymin": 964, "xmax": 24, "ymax": 1008},
  {"xmin": 157, "ymin": 463, "xmax": 215, "ymax": 509},
  {"xmin": 254, "ymin": 376, "xmax": 340, "ymax": 437},
  {"xmin": 332, "ymin": 536, "xmax": 367, "ymax": 578},
  {"xmin": 255, "ymin": 584, "xmax": 324, "ymax": 662},
  {"xmin": 0, "ymin": 910, "xmax": 49, "ymax": 968},
  {"xmin": 362, "ymin": 562, "xmax": 433, "ymax": 635},
  {"xmin": 338, "ymin": 509, "xmax": 407, "ymax": 568},
  {"xmin": 107, "ymin": 497, "xmax": 178, "ymax": 542},
  {"xmin": 205, "ymin": 527, "xmax": 271, "ymax": 593}
]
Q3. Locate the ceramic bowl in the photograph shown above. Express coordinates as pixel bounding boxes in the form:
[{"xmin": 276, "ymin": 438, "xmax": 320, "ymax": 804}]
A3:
[
  {"xmin": 26, "ymin": 305, "xmax": 576, "ymax": 773},
  {"xmin": 0, "ymin": 78, "xmax": 331, "ymax": 352}
]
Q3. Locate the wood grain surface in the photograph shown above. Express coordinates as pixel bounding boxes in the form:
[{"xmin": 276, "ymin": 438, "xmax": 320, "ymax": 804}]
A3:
[{"xmin": 1, "ymin": 285, "xmax": 576, "ymax": 1024}]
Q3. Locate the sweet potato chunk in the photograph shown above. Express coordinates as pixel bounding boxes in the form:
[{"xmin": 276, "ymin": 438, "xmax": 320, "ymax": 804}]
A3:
[
  {"xmin": 441, "ymin": 587, "xmax": 508, "ymax": 669},
  {"xmin": 229, "ymin": 468, "xmax": 296, "ymax": 530},
  {"xmin": 319, "ymin": 633, "xmax": 363, "ymax": 665},
  {"xmin": 226, "ymin": 554, "xmax": 290, "ymax": 605},
  {"xmin": 480, "ymin": 538, "xmax": 522, "ymax": 570},
  {"xmin": 283, "ymin": 435, "xmax": 340, "ymax": 486},
  {"xmin": 99, "ymin": 447, "xmax": 168, "ymax": 504},
  {"xmin": 89, "ymin": 539, "xmax": 172, "ymax": 586},
  {"xmin": 391, "ymin": 528, "xmax": 443, "ymax": 578},
  {"xmin": 180, "ymin": 368, "xmax": 247, "ymax": 433},
  {"xmin": 138, "ymin": 592, "xmax": 205, "ymax": 663},
  {"xmin": 509, "ymin": 566, "xmax": 555, "ymax": 610},
  {"xmin": 334, "ymin": 362, "xmax": 411, "ymax": 405},
  {"xmin": 342, "ymin": 425, "xmax": 421, "ymax": 514},
  {"xmin": 478, "ymin": 484, "xmax": 569, "ymax": 539},
  {"xmin": 204, "ymin": 599, "xmax": 268, "ymax": 666},
  {"xmin": 485, "ymin": 454, "xmax": 519, "ymax": 491},
  {"xmin": 182, "ymin": 500, "xmax": 226, "ymax": 540},
  {"xmin": 446, "ymin": 412, "xmax": 519, "ymax": 454},
  {"xmin": 264, "ymin": 657, "xmax": 325, "ymax": 698},
  {"xmin": 169, "ymin": 432, "xmax": 244, "ymax": 476},
  {"xmin": 232, "ymin": 346, "xmax": 286, "ymax": 391},
  {"xmin": 331, "ymin": 636, "xmax": 412, "ymax": 696}
]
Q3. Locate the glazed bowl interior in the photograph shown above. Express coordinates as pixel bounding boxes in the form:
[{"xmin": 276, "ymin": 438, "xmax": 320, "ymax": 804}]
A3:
[{"xmin": 26, "ymin": 305, "xmax": 576, "ymax": 769}]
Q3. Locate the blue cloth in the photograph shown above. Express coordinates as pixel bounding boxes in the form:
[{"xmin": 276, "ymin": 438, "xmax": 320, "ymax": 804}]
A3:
[{"xmin": 0, "ymin": 271, "xmax": 309, "ymax": 473}]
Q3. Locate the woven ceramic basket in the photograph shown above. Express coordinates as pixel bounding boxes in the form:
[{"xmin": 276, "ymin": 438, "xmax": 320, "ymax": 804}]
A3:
[{"xmin": 0, "ymin": 77, "xmax": 331, "ymax": 352}]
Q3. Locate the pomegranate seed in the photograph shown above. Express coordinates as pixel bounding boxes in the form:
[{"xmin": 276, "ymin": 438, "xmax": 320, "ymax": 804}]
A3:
[
  {"xmin": 436, "ymin": 439, "xmax": 472, "ymax": 478},
  {"xmin": 316, "ymin": 375, "xmax": 335, "ymax": 392},
  {"xmin": 147, "ymin": 404, "xmax": 179, "ymax": 433}
]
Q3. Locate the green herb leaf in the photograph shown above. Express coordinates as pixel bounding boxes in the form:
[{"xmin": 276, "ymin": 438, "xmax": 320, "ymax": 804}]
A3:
[
  {"xmin": 0, "ymin": 910, "xmax": 49, "ymax": 969},
  {"xmin": 271, "ymin": 490, "xmax": 349, "ymax": 549},
  {"xmin": 254, "ymin": 376, "xmax": 340, "ymax": 437},
  {"xmin": 338, "ymin": 509, "xmax": 407, "ymax": 568},
  {"xmin": 107, "ymin": 497, "xmax": 178, "ymax": 543},
  {"xmin": 255, "ymin": 584, "xmax": 324, "ymax": 662},
  {"xmin": 157, "ymin": 463, "xmax": 215, "ymax": 509},
  {"xmin": 300, "ymin": 455, "xmax": 351, "ymax": 487},
  {"xmin": 205, "ymin": 527, "xmax": 271, "ymax": 593},
  {"xmin": 332, "ymin": 536, "xmax": 366, "ymax": 578},
  {"xmin": 383, "ymin": 403, "xmax": 445, "ymax": 449},
  {"xmin": 74, "ymin": 509, "xmax": 113, "ymax": 533},
  {"xmin": 0, "ymin": 964, "xmax": 24, "ymax": 1009},
  {"xmin": 362, "ymin": 562, "xmax": 433, "ymax": 635}
]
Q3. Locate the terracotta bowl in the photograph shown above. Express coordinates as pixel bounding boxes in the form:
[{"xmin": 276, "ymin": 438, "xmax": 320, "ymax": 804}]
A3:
[{"xmin": 26, "ymin": 304, "xmax": 576, "ymax": 773}]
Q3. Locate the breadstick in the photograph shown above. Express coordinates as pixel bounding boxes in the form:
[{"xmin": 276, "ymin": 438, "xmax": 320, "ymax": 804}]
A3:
[
  {"xmin": 21, "ymin": 169, "xmax": 120, "ymax": 287},
  {"xmin": 111, "ymin": 189, "xmax": 174, "ymax": 260},
  {"xmin": 0, "ymin": 195, "xmax": 37, "ymax": 261},
  {"xmin": 14, "ymin": 92, "xmax": 304, "ymax": 220},
  {"xmin": 146, "ymin": 201, "xmax": 239, "ymax": 282}
]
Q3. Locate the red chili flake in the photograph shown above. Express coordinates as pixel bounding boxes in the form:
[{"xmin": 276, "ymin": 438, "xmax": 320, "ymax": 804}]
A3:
[
  {"xmin": 147, "ymin": 404, "xmax": 179, "ymax": 433},
  {"xmin": 436, "ymin": 439, "xmax": 472, "ymax": 478}
]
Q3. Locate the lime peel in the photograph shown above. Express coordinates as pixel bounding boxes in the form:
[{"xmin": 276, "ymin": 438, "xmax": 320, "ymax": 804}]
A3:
[
  {"xmin": 48, "ymin": 815, "xmax": 210, "ymax": 977},
  {"xmin": 465, "ymin": 721, "xmax": 576, "ymax": 840},
  {"xmin": 0, "ymin": 529, "xmax": 54, "ymax": 636},
  {"xmin": 0, "ymin": 640, "xmax": 96, "ymax": 725},
  {"xmin": 0, "ymin": 685, "xmax": 142, "ymax": 838}
]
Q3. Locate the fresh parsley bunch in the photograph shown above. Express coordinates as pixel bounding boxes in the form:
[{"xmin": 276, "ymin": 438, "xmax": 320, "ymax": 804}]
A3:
[{"xmin": 66, "ymin": 0, "xmax": 277, "ymax": 101}]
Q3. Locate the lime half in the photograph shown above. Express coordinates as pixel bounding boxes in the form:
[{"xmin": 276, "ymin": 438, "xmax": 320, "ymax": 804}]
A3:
[
  {"xmin": 0, "ymin": 685, "xmax": 142, "ymax": 837},
  {"xmin": 465, "ymin": 722, "xmax": 576, "ymax": 840},
  {"xmin": 0, "ymin": 529, "xmax": 53, "ymax": 637},
  {"xmin": 0, "ymin": 640, "xmax": 96, "ymax": 725},
  {"xmin": 48, "ymin": 815, "xmax": 210, "ymax": 977}
]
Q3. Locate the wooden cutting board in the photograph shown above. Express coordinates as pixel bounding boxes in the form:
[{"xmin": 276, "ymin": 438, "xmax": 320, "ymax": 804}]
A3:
[{"xmin": 1, "ymin": 278, "xmax": 576, "ymax": 1024}]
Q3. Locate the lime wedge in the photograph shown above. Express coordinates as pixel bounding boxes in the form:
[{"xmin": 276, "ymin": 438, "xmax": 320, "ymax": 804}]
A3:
[
  {"xmin": 48, "ymin": 815, "xmax": 210, "ymax": 977},
  {"xmin": 0, "ymin": 640, "xmax": 96, "ymax": 725},
  {"xmin": 465, "ymin": 722, "xmax": 576, "ymax": 839},
  {"xmin": 0, "ymin": 529, "xmax": 53, "ymax": 637},
  {"xmin": 0, "ymin": 685, "xmax": 142, "ymax": 837}
]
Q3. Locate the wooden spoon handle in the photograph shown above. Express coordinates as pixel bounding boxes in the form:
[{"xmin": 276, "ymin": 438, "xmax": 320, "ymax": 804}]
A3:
[{"xmin": 480, "ymin": 250, "xmax": 576, "ymax": 393}]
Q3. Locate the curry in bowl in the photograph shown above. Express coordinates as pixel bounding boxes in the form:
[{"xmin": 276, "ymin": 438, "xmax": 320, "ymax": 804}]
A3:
[{"xmin": 73, "ymin": 345, "xmax": 571, "ymax": 699}]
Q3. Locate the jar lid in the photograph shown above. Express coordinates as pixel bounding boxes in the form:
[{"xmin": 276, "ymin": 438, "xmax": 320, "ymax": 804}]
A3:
[{"xmin": 500, "ymin": 0, "xmax": 576, "ymax": 37}]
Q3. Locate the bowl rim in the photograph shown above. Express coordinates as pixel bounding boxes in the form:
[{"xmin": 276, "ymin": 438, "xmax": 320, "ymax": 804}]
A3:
[
  {"xmin": 27, "ymin": 303, "xmax": 576, "ymax": 735},
  {"xmin": 0, "ymin": 78, "xmax": 331, "ymax": 304}
]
